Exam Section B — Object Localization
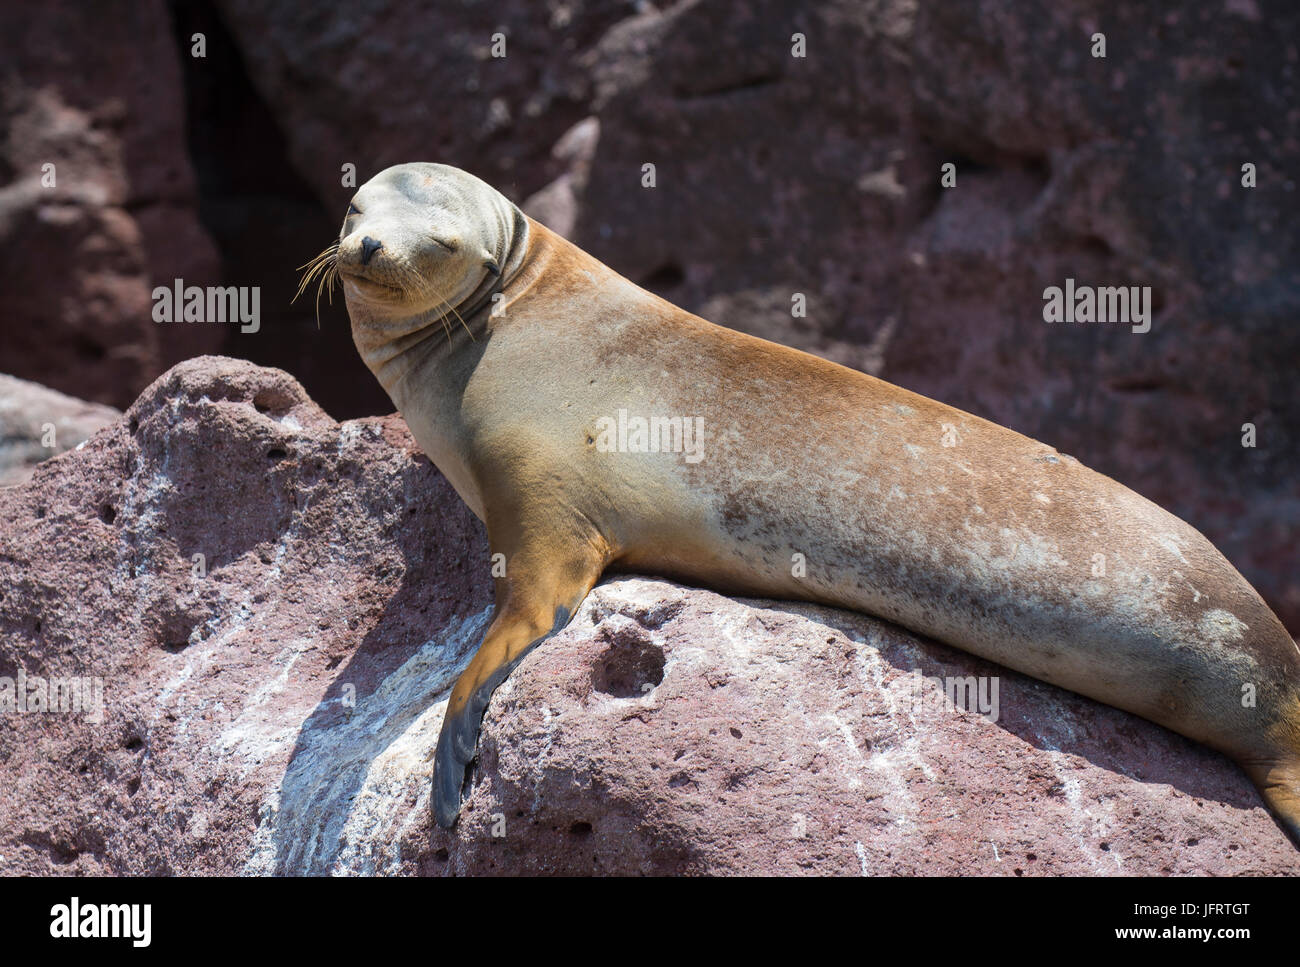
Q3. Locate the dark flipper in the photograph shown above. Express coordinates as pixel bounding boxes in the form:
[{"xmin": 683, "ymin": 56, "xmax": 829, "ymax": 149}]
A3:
[{"xmin": 432, "ymin": 605, "xmax": 572, "ymax": 828}]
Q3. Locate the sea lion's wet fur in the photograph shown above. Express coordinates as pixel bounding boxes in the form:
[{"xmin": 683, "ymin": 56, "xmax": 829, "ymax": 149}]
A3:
[{"xmin": 331, "ymin": 162, "xmax": 1300, "ymax": 842}]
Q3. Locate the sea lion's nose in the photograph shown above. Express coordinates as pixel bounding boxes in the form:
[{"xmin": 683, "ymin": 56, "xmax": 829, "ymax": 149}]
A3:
[{"xmin": 360, "ymin": 236, "xmax": 383, "ymax": 265}]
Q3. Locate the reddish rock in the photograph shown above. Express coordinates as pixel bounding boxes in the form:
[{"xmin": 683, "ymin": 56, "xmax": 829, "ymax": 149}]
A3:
[
  {"xmin": 0, "ymin": 374, "xmax": 121, "ymax": 487},
  {"xmin": 0, "ymin": 357, "xmax": 491, "ymax": 874},
  {"xmin": 0, "ymin": 357, "xmax": 1294, "ymax": 875},
  {"xmin": 211, "ymin": 0, "xmax": 631, "ymax": 204},
  {"xmin": 0, "ymin": 1, "xmax": 222, "ymax": 409},
  {"xmin": 436, "ymin": 578, "xmax": 1300, "ymax": 876}
]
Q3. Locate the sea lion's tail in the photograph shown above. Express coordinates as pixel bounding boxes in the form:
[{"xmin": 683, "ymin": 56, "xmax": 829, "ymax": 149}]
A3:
[
  {"xmin": 1244, "ymin": 758, "xmax": 1300, "ymax": 847},
  {"xmin": 1240, "ymin": 687, "xmax": 1300, "ymax": 846}
]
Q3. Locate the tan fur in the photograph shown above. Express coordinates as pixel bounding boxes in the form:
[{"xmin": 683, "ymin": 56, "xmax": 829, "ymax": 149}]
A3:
[{"xmin": 333, "ymin": 163, "xmax": 1300, "ymax": 841}]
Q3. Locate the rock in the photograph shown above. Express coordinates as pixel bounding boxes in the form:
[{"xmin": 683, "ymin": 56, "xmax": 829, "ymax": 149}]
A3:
[
  {"xmin": 0, "ymin": 374, "xmax": 121, "ymax": 487},
  {"xmin": 0, "ymin": 357, "xmax": 491, "ymax": 874},
  {"xmin": 0, "ymin": 357, "xmax": 1294, "ymax": 875},
  {"xmin": 211, "ymin": 0, "xmax": 631, "ymax": 205},
  {"xmin": 0, "ymin": 1, "xmax": 222, "ymax": 409},
  {"xmin": 522, "ymin": 116, "xmax": 601, "ymax": 239},
  {"xmin": 448, "ymin": 579, "xmax": 1300, "ymax": 876}
]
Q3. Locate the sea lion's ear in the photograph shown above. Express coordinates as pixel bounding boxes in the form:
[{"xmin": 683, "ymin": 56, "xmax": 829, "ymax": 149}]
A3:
[{"xmin": 484, "ymin": 257, "xmax": 501, "ymax": 277}]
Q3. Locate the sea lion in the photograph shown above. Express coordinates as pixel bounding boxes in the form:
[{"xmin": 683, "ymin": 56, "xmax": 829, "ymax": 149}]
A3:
[{"xmin": 316, "ymin": 161, "xmax": 1300, "ymax": 842}]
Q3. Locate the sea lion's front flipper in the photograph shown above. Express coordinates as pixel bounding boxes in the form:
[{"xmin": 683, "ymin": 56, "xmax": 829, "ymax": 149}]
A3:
[{"xmin": 432, "ymin": 528, "xmax": 608, "ymax": 828}]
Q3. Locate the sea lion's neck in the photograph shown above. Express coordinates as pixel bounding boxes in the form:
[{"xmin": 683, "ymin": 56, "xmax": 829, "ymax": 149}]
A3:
[
  {"xmin": 352, "ymin": 210, "xmax": 554, "ymax": 523},
  {"xmin": 459, "ymin": 204, "xmax": 531, "ymax": 324}
]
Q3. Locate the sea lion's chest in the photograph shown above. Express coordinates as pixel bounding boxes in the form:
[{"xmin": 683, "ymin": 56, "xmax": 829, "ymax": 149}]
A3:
[{"xmin": 388, "ymin": 363, "xmax": 489, "ymax": 524}]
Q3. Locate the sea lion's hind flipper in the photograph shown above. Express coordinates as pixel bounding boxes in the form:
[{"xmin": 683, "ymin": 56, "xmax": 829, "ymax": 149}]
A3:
[
  {"xmin": 1244, "ymin": 757, "xmax": 1300, "ymax": 848},
  {"xmin": 432, "ymin": 603, "xmax": 575, "ymax": 828}
]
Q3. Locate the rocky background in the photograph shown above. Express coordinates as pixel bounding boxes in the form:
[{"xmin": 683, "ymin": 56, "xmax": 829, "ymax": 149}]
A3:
[{"xmin": 1, "ymin": 1, "xmax": 1298, "ymax": 873}]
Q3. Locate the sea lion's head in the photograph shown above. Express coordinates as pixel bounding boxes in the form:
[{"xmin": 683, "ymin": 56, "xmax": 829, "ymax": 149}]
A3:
[{"xmin": 300, "ymin": 163, "xmax": 522, "ymax": 338}]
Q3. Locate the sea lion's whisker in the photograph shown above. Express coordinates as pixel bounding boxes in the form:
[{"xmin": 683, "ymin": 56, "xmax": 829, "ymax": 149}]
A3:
[
  {"xmin": 427, "ymin": 282, "xmax": 475, "ymax": 343},
  {"xmin": 293, "ymin": 248, "xmax": 335, "ymax": 301},
  {"xmin": 294, "ymin": 243, "xmax": 337, "ymax": 284},
  {"xmin": 434, "ymin": 294, "xmax": 471, "ymax": 343},
  {"xmin": 294, "ymin": 240, "xmax": 340, "ymax": 329},
  {"xmin": 446, "ymin": 300, "xmax": 475, "ymax": 342},
  {"xmin": 405, "ymin": 270, "xmax": 473, "ymax": 344}
]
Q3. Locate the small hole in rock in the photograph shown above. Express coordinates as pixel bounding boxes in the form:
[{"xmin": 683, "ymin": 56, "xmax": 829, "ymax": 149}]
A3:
[
  {"xmin": 99, "ymin": 504, "xmax": 117, "ymax": 525},
  {"xmin": 592, "ymin": 635, "xmax": 666, "ymax": 698},
  {"xmin": 266, "ymin": 448, "xmax": 287, "ymax": 461},
  {"xmin": 252, "ymin": 388, "xmax": 295, "ymax": 416}
]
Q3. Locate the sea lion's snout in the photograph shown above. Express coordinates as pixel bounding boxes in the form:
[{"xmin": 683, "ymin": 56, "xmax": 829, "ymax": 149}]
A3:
[
  {"xmin": 332, "ymin": 229, "xmax": 408, "ymax": 306},
  {"xmin": 336, "ymin": 236, "xmax": 387, "ymax": 278}
]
